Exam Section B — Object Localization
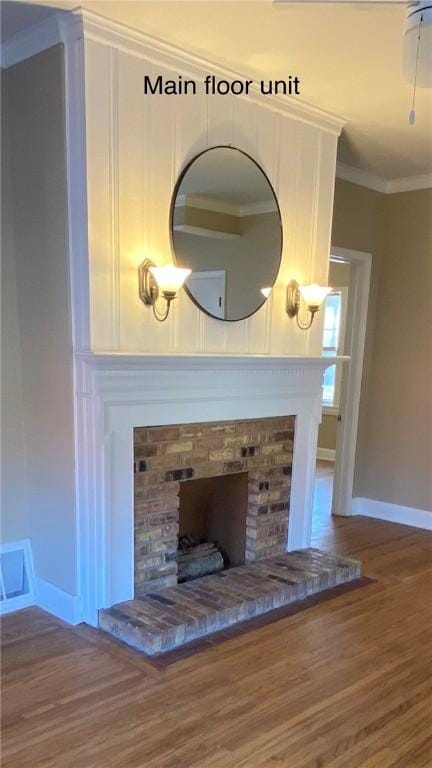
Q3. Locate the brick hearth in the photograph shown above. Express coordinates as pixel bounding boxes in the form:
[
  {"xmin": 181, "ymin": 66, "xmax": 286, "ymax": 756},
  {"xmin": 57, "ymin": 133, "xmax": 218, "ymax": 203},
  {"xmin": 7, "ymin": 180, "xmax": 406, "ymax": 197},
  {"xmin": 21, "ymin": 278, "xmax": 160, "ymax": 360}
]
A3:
[
  {"xmin": 99, "ymin": 548, "xmax": 362, "ymax": 655},
  {"xmin": 134, "ymin": 416, "xmax": 295, "ymax": 595}
]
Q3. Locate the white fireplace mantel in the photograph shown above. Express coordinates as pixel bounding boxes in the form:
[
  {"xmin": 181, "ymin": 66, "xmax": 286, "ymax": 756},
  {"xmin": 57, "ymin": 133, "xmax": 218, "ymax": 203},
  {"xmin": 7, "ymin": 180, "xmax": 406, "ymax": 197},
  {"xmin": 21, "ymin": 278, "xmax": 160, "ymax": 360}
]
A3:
[{"xmin": 75, "ymin": 353, "xmax": 345, "ymax": 625}]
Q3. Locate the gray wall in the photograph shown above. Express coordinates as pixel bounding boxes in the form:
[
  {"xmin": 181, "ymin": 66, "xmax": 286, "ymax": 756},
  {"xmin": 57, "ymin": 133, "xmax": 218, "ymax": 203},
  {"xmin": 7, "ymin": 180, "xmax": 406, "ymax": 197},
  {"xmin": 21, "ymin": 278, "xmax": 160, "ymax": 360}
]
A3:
[
  {"xmin": 1, "ymin": 74, "xmax": 28, "ymax": 543},
  {"xmin": 332, "ymin": 179, "xmax": 432, "ymax": 512},
  {"xmin": 1, "ymin": 45, "xmax": 77, "ymax": 593}
]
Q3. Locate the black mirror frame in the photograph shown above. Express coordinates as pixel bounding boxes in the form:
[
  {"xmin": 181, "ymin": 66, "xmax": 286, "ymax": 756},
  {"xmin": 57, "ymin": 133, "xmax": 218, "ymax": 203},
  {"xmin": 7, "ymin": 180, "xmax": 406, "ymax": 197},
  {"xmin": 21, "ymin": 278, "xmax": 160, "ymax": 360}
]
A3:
[{"xmin": 169, "ymin": 145, "xmax": 283, "ymax": 323}]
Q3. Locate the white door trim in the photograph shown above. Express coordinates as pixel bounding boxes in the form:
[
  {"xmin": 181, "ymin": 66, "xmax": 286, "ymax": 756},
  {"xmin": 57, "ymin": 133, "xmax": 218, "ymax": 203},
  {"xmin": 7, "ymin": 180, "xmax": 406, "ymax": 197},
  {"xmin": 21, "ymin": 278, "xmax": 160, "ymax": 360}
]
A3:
[{"xmin": 330, "ymin": 246, "xmax": 372, "ymax": 517}]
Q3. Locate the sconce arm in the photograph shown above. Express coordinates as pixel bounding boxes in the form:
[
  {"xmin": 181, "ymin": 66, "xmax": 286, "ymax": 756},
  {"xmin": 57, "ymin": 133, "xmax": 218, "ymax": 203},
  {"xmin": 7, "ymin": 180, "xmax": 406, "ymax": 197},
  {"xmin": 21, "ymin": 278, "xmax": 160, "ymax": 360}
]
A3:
[
  {"xmin": 152, "ymin": 293, "xmax": 175, "ymax": 322},
  {"xmin": 295, "ymin": 311, "xmax": 315, "ymax": 331}
]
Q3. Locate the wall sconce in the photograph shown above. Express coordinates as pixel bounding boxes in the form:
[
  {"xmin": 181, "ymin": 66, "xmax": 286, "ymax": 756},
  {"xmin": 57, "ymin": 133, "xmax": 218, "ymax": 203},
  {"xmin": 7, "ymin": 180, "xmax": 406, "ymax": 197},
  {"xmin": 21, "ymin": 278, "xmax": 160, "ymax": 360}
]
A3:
[
  {"xmin": 138, "ymin": 259, "xmax": 191, "ymax": 322},
  {"xmin": 261, "ymin": 287, "xmax": 272, "ymax": 298},
  {"xmin": 286, "ymin": 279, "xmax": 332, "ymax": 330}
]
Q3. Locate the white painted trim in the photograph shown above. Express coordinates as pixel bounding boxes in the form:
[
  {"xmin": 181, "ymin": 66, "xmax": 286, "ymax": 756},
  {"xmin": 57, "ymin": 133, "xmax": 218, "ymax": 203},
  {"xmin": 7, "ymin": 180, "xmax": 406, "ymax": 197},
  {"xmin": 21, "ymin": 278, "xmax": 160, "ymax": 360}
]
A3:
[
  {"xmin": 330, "ymin": 247, "xmax": 372, "ymax": 519},
  {"xmin": 173, "ymin": 224, "xmax": 240, "ymax": 240},
  {"xmin": 175, "ymin": 194, "xmax": 277, "ymax": 218},
  {"xmin": 317, "ymin": 448, "xmax": 335, "ymax": 462},
  {"xmin": 275, "ymin": 1, "xmax": 408, "ymax": 4},
  {"xmin": 63, "ymin": 21, "xmax": 91, "ymax": 354},
  {"xmin": 1, "ymin": 15, "xmax": 61, "ymax": 68},
  {"xmin": 240, "ymin": 200, "xmax": 278, "ymax": 217},
  {"xmin": 35, "ymin": 578, "xmax": 83, "ymax": 625},
  {"xmin": 175, "ymin": 194, "xmax": 237, "ymax": 217},
  {"xmin": 352, "ymin": 498, "xmax": 432, "ymax": 531},
  {"xmin": 336, "ymin": 162, "xmax": 432, "ymax": 195},
  {"xmin": 336, "ymin": 162, "xmax": 387, "ymax": 193},
  {"xmin": 386, "ymin": 174, "xmax": 432, "ymax": 194},
  {"xmin": 76, "ymin": 352, "xmax": 346, "ymax": 369},
  {"xmin": 0, "ymin": 9, "xmax": 82, "ymax": 69}
]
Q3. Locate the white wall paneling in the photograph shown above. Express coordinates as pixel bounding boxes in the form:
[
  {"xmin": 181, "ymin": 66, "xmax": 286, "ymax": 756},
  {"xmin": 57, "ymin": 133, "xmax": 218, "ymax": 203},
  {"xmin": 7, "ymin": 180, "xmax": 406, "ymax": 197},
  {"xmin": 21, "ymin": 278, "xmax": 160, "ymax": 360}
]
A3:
[{"xmin": 81, "ymin": 10, "xmax": 343, "ymax": 356}]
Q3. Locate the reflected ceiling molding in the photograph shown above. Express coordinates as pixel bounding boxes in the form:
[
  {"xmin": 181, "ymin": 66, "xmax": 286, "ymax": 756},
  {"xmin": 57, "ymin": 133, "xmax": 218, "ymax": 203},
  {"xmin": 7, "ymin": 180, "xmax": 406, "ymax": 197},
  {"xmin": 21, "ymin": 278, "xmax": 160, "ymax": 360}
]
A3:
[{"xmin": 336, "ymin": 162, "xmax": 432, "ymax": 194}]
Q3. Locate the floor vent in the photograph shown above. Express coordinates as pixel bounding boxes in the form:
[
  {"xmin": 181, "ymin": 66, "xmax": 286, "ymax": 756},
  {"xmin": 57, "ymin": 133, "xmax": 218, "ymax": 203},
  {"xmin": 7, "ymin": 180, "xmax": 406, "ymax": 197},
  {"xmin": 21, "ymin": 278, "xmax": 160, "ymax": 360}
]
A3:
[{"xmin": 0, "ymin": 539, "xmax": 35, "ymax": 615}]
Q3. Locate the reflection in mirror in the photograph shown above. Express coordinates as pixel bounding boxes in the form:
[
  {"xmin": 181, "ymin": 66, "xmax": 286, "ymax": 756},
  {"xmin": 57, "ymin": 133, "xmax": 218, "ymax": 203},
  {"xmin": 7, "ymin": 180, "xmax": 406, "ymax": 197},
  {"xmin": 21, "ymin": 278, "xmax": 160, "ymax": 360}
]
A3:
[{"xmin": 171, "ymin": 147, "xmax": 282, "ymax": 321}]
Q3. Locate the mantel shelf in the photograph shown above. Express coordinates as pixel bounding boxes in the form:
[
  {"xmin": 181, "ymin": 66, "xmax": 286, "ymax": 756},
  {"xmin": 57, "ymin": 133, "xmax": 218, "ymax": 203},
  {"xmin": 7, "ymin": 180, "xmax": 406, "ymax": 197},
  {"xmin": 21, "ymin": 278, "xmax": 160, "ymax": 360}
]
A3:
[{"xmin": 76, "ymin": 351, "xmax": 350, "ymax": 372}]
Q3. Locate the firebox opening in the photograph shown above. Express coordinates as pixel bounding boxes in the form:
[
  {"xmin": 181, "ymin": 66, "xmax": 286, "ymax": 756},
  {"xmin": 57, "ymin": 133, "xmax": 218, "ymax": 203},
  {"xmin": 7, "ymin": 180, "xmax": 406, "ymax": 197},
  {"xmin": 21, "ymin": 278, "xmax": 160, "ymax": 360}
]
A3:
[{"xmin": 178, "ymin": 472, "xmax": 248, "ymax": 582}]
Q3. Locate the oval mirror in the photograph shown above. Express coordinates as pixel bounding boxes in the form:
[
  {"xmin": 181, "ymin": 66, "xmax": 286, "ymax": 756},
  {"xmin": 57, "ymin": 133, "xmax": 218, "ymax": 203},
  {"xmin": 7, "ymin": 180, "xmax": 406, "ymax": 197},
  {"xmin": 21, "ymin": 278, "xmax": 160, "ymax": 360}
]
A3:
[{"xmin": 170, "ymin": 146, "xmax": 282, "ymax": 321}]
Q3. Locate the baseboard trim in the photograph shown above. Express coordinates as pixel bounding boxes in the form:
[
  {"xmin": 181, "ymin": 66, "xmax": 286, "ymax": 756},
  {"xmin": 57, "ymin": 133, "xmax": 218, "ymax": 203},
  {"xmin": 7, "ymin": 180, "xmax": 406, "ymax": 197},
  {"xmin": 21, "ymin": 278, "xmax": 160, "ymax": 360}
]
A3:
[
  {"xmin": 317, "ymin": 448, "xmax": 336, "ymax": 462},
  {"xmin": 35, "ymin": 578, "xmax": 83, "ymax": 625},
  {"xmin": 352, "ymin": 497, "xmax": 432, "ymax": 531}
]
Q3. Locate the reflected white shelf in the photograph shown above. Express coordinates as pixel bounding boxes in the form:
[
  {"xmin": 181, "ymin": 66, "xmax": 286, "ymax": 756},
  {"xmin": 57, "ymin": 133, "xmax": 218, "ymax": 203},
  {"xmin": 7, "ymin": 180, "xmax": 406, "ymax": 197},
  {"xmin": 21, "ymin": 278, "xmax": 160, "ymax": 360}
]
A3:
[{"xmin": 173, "ymin": 224, "xmax": 240, "ymax": 240}]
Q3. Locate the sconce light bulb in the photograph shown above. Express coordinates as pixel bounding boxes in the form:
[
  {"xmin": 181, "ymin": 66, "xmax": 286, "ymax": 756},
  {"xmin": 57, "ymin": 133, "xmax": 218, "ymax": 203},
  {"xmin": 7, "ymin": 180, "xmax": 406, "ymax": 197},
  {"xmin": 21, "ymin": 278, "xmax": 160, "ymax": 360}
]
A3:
[
  {"xmin": 298, "ymin": 283, "xmax": 332, "ymax": 310},
  {"xmin": 149, "ymin": 265, "xmax": 191, "ymax": 294},
  {"xmin": 261, "ymin": 287, "xmax": 272, "ymax": 298}
]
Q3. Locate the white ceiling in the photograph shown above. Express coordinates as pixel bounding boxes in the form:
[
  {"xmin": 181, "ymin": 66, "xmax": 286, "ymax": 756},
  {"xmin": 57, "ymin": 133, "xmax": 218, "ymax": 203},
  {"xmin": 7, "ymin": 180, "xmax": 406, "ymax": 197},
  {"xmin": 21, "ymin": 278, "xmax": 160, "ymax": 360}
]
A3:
[{"xmin": 2, "ymin": 1, "xmax": 432, "ymax": 180}]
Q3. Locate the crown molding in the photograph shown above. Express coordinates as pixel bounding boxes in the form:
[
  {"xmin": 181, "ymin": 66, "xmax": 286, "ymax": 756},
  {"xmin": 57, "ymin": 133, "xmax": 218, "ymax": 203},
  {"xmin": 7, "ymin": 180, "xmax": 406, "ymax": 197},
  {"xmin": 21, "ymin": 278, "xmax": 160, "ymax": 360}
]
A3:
[
  {"xmin": 335, "ymin": 162, "xmax": 387, "ymax": 193},
  {"xmin": 78, "ymin": 8, "xmax": 344, "ymax": 136},
  {"xmin": 175, "ymin": 194, "xmax": 238, "ymax": 217},
  {"xmin": 1, "ymin": 14, "xmax": 60, "ymax": 68},
  {"xmin": 336, "ymin": 162, "xmax": 432, "ymax": 195},
  {"xmin": 385, "ymin": 174, "xmax": 432, "ymax": 194},
  {"xmin": 2, "ymin": 8, "xmax": 343, "ymax": 133},
  {"xmin": 0, "ymin": 10, "xmax": 82, "ymax": 69}
]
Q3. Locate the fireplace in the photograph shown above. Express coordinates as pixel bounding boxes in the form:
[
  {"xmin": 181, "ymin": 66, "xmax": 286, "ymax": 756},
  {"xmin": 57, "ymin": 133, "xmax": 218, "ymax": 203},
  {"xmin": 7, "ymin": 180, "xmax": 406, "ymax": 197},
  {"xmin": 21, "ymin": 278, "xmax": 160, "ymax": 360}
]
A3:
[
  {"xmin": 75, "ymin": 353, "xmax": 330, "ymax": 626},
  {"xmin": 134, "ymin": 416, "xmax": 295, "ymax": 596},
  {"xmin": 178, "ymin": 472, "xmax": 248, "ymax": 580}
]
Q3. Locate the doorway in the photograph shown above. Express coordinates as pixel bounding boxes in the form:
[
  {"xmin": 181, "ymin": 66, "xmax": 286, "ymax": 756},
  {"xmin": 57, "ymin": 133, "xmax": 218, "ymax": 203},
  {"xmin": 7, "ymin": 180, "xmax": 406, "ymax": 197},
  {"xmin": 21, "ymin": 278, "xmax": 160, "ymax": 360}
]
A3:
[
  {"xmin": 313, "ymin": 247, "xmax": 372, "ymax": 528},
  {"xmin": 185, "ymin": 270, "xmax": 226, "ymax": 319}
]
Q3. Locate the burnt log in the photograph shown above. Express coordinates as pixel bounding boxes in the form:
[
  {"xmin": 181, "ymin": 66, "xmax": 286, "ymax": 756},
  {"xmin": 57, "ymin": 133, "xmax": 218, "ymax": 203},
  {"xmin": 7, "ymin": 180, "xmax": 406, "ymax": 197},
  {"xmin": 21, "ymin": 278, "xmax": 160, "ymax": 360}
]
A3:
[{"xmin": 177, "ymin": 548, "xmax": 224, "ymax": 582}]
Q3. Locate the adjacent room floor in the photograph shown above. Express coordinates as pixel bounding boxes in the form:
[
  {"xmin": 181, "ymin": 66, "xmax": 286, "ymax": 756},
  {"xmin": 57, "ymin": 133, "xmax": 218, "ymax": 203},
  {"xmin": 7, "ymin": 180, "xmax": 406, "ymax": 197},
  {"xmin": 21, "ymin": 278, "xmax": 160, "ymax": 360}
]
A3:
[{"xmin": 2, "ymin": 512, "xmax": 432, "ymax": 766}]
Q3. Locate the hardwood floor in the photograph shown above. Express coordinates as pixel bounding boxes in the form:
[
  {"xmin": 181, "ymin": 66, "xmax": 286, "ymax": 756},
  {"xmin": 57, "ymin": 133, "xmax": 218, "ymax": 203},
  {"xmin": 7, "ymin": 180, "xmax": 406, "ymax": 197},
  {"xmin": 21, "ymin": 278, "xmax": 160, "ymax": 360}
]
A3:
[{"xmin": 2, "ymin": 514, "xmax": 432, "ymax": 767}]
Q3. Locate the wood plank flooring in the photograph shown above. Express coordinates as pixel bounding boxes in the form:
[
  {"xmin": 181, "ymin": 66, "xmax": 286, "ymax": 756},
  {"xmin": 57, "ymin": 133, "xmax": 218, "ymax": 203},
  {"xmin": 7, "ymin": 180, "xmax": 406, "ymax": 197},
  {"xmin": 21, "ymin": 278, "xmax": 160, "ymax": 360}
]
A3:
[{"xmin": 2, "ymin": 512, "xmax": 432, "ymax": 767}]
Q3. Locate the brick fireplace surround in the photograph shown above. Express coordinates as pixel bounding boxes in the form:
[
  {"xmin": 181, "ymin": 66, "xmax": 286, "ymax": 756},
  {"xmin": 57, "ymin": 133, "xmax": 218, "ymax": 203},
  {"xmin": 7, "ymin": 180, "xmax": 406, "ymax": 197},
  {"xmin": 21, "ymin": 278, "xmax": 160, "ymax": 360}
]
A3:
[{"xmin": 134, "ymin": 416, "xmax": 295, "ymax": 595}]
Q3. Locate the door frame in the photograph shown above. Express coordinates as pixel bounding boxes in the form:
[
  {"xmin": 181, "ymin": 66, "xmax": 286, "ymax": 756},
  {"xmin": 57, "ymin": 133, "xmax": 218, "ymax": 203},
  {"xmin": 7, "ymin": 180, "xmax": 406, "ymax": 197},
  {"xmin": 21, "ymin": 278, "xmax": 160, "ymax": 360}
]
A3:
[{"xmin": 330, "ymin": 246, "xmax": 372, "ymax": 517}]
